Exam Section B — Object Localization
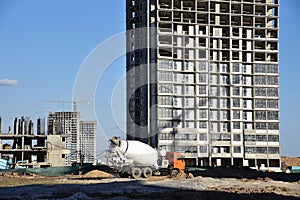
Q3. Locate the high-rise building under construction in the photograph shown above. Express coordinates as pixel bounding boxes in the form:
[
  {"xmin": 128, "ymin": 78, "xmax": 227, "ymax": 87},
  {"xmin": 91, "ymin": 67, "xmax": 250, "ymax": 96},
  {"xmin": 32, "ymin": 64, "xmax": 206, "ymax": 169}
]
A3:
[
  {"xmin": 48, "ymin": 111, "xmax": 97, "ymax": 165},
  {"xmin": 126, "ymin": 0, "xmax": 280, "ymax": 168}
]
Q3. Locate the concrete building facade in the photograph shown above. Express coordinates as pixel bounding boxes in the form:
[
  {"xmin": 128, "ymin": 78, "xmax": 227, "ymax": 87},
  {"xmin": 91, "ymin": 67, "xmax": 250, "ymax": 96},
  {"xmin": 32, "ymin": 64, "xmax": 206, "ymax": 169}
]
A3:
[{"xmin": 126, "ymin": 0, "xmax": 280, "ymax": 168}]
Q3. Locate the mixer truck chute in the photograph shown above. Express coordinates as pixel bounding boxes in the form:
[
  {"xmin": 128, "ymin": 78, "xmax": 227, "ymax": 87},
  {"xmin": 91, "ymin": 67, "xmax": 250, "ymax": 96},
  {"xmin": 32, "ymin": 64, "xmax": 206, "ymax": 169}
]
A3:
[{"xmin": 106, "ymin": 137, "xmax": 186, "ymax": 179}]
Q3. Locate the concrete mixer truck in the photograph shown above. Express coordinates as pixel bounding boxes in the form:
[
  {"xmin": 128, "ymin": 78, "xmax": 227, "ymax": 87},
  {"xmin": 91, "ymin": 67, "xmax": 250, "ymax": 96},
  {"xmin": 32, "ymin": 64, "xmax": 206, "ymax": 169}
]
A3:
[{"xmin": 106, "ymin": 137, "xmax": 185, "ymax": 179}]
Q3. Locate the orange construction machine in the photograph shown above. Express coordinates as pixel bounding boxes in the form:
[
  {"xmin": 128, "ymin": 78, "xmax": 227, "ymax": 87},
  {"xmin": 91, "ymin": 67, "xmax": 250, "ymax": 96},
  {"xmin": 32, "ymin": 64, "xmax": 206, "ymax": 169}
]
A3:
[{"xmin": 165, "ymin": 152, "xmax": 186, "ymax": 176}]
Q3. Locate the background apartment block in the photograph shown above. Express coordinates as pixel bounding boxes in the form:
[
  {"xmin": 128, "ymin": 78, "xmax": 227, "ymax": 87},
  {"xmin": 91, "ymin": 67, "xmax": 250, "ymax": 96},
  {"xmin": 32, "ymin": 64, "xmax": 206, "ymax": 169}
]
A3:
[
  {"xmin": 80, "ymin": 121, "xmax": 97, "ymax": 164},
  {"xmin": 126, "ymin": 0, "xmax": 280, "ymax": 168},
  {"xmin": 48, "ymin": 112, "xmax": 80, "ymax": 165},
  {"xmin": 48, "ymin": 112, "xmax": 97, "ymax": 166}
]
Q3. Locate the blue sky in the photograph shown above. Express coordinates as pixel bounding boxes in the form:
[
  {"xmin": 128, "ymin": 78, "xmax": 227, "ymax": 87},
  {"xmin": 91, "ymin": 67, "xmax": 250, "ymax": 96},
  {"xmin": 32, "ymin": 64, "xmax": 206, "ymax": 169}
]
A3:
[{"xmin": 0, "ymin": 0, "xmax": 299, "ymax": 157}]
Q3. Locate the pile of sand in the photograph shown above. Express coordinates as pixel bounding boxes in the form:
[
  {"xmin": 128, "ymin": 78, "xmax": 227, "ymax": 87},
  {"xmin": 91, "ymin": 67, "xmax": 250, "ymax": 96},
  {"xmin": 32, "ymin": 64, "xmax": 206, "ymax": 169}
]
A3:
[{"xmin": 83, "ymin": 170, "xmax": 115, "ymax": 178}]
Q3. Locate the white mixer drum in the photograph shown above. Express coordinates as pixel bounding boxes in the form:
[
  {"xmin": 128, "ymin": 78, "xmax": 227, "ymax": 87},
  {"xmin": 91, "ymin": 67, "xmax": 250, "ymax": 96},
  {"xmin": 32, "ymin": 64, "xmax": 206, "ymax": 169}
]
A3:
[{"xmin": 118, "ymin": 140, "xmax": 158, "ymax": 167}]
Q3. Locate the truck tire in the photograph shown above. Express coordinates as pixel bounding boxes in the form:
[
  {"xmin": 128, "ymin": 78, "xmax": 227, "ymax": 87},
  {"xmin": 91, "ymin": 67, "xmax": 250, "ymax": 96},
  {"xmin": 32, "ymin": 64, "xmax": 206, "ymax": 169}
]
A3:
[
  {"xmin": 142, "ymin": 167, "xmax": 152, "ymax": 178},
  {"xmin": 131, "ymin": 167, "xmax": 142, "ymax": 179},
  {"xmin": 119, "ymin": 171, "xmax": 129, "ymax": 178},
  {"xmin": 171, "ymin": 169, "xmax": 179, "ymax": 177}
]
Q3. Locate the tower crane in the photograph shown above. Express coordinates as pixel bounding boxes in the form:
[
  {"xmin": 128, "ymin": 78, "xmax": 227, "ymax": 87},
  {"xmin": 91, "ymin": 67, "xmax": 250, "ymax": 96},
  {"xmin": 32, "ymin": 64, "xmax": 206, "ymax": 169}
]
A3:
[{"xmin": 42, "ymin": 100, "xmax": 90, "ymax": 112}]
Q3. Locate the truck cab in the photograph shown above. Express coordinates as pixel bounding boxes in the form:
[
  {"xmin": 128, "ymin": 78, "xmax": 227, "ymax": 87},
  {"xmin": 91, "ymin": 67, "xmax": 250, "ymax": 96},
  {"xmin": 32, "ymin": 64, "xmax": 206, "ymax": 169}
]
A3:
[{"xmin": 165, "ymin": 152, "xmax": 186, "ymax": 172}]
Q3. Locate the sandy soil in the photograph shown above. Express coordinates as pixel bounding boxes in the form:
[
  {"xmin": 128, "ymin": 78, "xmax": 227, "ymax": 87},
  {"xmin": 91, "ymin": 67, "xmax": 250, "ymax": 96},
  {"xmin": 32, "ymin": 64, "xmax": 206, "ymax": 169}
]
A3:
[{"xmin": 0, "ymin": 171, "xmax": 299, "ymax": 200}]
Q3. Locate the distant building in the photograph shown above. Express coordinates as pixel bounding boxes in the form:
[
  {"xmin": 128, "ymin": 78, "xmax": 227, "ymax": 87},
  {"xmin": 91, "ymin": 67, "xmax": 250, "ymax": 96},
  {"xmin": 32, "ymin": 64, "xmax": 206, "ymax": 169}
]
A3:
[
  {"xmin": 37, "ymin": 117, "xmax": 46, "ymax": 135},
  {"xmin": 48, "ymin": 112, "xmax": 80, "ymax": 165},
  {"xmin": 79, "ymin": 121, "xmax": 97, "ymax": 164},
  {"xmin": 47, "ymin": 135, "xmax": 71, "ymax": 167}
]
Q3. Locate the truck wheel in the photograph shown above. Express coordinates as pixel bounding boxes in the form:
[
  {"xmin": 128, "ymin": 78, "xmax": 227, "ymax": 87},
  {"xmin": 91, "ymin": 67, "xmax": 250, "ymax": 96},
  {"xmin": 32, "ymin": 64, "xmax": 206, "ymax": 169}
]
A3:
[
  {"xmin": 119, "ymin": 171, "xmax": 129, "ymax": 178},
  {"xmin": 171, "ymin": 169, "xmax": 179, "ymax": 177},
  {"xmin": 142, "ymin": 167, "xmax": 152, "ymax": 178},
  {"xmin": 131, "ymin": 167, "xmax": 142, "ymax": 179}
]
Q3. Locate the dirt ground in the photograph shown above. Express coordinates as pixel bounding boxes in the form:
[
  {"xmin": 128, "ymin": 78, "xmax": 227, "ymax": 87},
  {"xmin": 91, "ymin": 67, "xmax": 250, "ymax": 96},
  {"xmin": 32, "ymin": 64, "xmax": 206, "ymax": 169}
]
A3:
[
  {"xmin": 0, "ymin": 170, "xmax": 299, "ymax": 200},
  {"xmin": 281, "ymin": 156, "xmax": 300, "ymax": 167}
]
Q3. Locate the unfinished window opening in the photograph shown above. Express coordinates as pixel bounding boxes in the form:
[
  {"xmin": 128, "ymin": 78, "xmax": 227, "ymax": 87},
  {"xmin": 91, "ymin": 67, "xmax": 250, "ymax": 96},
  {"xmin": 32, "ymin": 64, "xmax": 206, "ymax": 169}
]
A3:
[
  {"xmin": 222, "ymin": 51, "xmax": 230, "ymax": 61},
  {"xmin": 197, "ymin": 14, "xmax": 208, "ymax": 24},
  {"xmin": 158, "ymin": 22, "xmax": 172, "ymax": 33},
  {"xmin": 255, "ymin": 17, "xmax": 265, "ymax": 28},
  {"xmin": 255, "ymin": 41, "xmax": 266, "ymax": 50},
  {"xmin": 255, "ymin": 0, "xmax": 266, "ymax": 3},
  {"xmin": 220, "ymin": 15, "xmax": 229, "ymax": 26},
  {"xmin": 255, "ymin": 29, "xmax": 265, "ymax": 38},
  {"xmin": 232, "ymin": 40, "xmax": 239, "ymax": 49},
  {"xmin": 267, "ymin": 18, "xmax": 278, "ymax": 28},
  {"xmin": 197, "ymin": 1, "xmax": 208, "ymax": 11},
  {"xmin": 158, "ymin": 0, "xmax": 171, "ymax": 9},
  {"xmin": 231, "ymin": 4, "xmax": 241, "ymax": 14},
  {"xmin": 198, "ymin": 38, "xmax": 206, "ymax": 47},
  {"xmin": 159, "ymin": 35, "xmax": 172, "ymax": 46},
  {"xmin": 220, "ymin": 3, "xmax": 229, "ymax": 13},
  {"xmin": 255, "ymin": 52, "xmax": 266, "ymax": 61},
  {"xmin": 232, "ymin": 28, "xmax": 240, "ymax": 37},
  {"xmin": 198, "ymin": 26, "xmax": 207, "ymax": 36},
  {"xmin": 243, "ymin": 16, "xmax": 253, "ymax": 26},
  {"xmin": 182, "ymin": 1, "xmax": 195, "ymax": 11},
  {"xmin": 267, "ymin": 6, "xmax": 278, "ymax": 16},
  {"xmin": 159, "ymin": 11, "xmax": 172, "ymax": 22},
  {"xmin": 232, "ymin": 51, "xmax": 239, "ymax": 61},
  {"xmin": 210, "ymin": 2, "xmax": 216, "ymax": 12},
  {"xmin": 267, "ymin": 30, "xmax": 278, "ymax": 39},
  {"xmin": 183, "ymin": 12, "xmax": 195, "ymax": 23},
  {"xmin": 231, "ymin": 16, "xmax": 241, "ymax": 26},
  {"xmin": 267, "ymin": 53, "xmax": 278, "ymax": 62},
  {"xmin": 159, "ymin": 48, "xmax": 172, "ymax": 57},
  {"xmin": 267, "ymin": 42, "xmax": 278, "ymax": 51},
  {"xmin": 173, "ymin": 12, "xmax": 181, "ymax": 22},
  {"xmin": 243, "ymin": 4, "xmax": 253, "ymax": 15},
  {"xmin": 222, "ymin": 29, "xmax": 230, "ymax": 37},
  {"xmin": 255, "ymin": 6, "xmax": 266, "ymax": 16}
]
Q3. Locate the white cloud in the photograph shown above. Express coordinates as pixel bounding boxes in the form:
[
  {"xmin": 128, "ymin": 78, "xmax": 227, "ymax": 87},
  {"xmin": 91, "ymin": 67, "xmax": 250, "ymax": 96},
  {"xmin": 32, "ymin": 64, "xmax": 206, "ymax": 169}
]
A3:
[{"xmin": 0, "ymin": 79, "xmax": 18, "ymax": 86}]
